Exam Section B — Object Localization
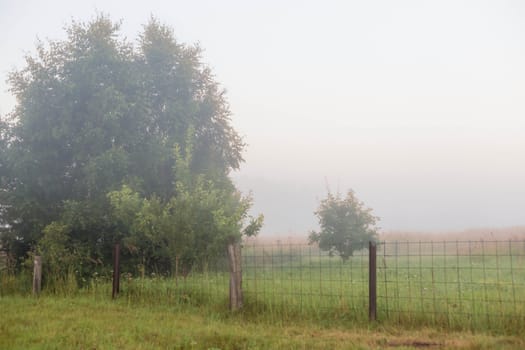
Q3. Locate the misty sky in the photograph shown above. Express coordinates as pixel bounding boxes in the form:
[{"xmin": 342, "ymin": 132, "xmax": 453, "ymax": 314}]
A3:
[{"xmin": 1, "ymin": 1, "xmax": 524, "ymax": 234}]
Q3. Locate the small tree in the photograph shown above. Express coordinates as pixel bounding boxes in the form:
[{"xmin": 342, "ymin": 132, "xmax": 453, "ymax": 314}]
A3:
[
  {"xmin": 107, "ymin": 133, "xmax": 263, "ymax": 276},
  {"xmin": 309, "ymin": 190, "xmax": 379, "ymax": 261}
]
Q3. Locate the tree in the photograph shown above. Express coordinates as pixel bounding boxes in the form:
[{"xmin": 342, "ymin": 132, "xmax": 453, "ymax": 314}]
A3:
[
  {"xmin": 0, "ymin": 15, "xmax": 259, "ymax": 278},
  {"xmin": 309, "ymin": 190, "xmax": 379, "ymax": 261},
  {"xmin": 107, "ymin": 132, "xmax": 263, "ymax": 276}
]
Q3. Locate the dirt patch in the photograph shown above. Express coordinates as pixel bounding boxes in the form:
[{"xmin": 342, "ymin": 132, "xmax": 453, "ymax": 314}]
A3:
[{"xmin": 387, "ymin": 340, "xmax": 442, "ymax": 348}]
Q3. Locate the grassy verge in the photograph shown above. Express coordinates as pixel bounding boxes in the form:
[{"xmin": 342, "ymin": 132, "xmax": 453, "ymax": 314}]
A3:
[{"xmin": 1, "ymin": 295, "xmax": 524, "ymax": 350}]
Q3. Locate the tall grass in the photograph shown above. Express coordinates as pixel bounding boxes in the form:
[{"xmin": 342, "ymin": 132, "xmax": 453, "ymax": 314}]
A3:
[{"xmin": 0, "ymin": 270, "xmax": 32, "ymax": 296}]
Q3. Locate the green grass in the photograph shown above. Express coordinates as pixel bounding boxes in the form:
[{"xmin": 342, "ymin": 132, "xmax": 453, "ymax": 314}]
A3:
[
  {"xmin": 1, "ymin": 240, "xmax": 524, "ymax": 348},
  {"xmin": 1, "ymin": 295, "xmax": 524, "ymax": 349}
]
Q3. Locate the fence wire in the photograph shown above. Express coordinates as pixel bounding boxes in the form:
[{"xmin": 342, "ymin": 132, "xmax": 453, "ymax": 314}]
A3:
[
  {"xmin": 110, "ymin": 257, "xmax": 231, "ymax": 308},
  {"xmin": 242, "ymin": 242, "xmax": 369, "ymax": 321},
  {"xmin": 242, "ymin": 240, "xmax": 525, "ymax": 331},
  {"xmin": 377, "ymin": 240, "xmax": 525, "ymax": 330}
]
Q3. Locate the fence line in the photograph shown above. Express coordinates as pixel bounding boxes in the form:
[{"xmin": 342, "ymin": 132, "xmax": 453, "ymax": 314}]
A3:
[
  {"xmin": 241, "ymin": 240, "xmax": 525, "ymax": 332},
  {"xmin": 2, "ymin": 239, "xmax": 523, "ymax": 332}
]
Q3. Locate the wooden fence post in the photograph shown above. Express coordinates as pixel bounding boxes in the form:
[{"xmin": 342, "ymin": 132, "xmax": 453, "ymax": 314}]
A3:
[
  {"xmin": 33, "ymin": 255, "xmax": 42, "ymax": 296},
  {"xmin": 228, "ymin": 242, "xmax": 243, "ymax": 311},
  {"xmin": 112, "ymin": 243, "xmax": 120, "ymax": 299},
  {"xmin": 369, "ymin": 241, "xmax": 377, "ymax": 321}
]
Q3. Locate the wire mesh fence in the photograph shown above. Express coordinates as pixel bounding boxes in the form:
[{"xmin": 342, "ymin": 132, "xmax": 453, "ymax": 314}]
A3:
[
  {"xmin": 118, "ymin": 275, "xmax": 229, "ymax": 309},
  {"xmin": 242, "ymin": 242, "xmax": 369, "ymax": 321},
  {"xmin": 115, "ymin": 257, "xmax": 231, "ymax": 307},
  {"xmin": 241, "ymin": 240, "xmax": 525, "ymax": 332},
  {"xmin": 377, "ymin": 240, "xmax": 525, "ymax": 331},
  {"xmin": 3, "ymin": 238, "xmax": 524, "ymax": 332}
]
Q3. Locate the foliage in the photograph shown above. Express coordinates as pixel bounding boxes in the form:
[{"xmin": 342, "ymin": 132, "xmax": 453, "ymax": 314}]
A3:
[
  {"xmin": 107, "ymin": 133, "xmax": 263, "ymax": 275},
  {"xmin": 0, "ymin": 14, "xmax": 257, "ymax": 278},
  {"xmin": 309, "ymin": 190, "xmax": 378, "ymax": 260},
  {"xmin": 36, "ymin": 222, "xmax": 84, "ymax": 292}
]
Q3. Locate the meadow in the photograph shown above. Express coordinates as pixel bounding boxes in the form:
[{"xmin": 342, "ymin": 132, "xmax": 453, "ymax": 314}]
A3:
[{"xmin": 1, "ymin": 233, "xmax": 525, "ymax": 348}]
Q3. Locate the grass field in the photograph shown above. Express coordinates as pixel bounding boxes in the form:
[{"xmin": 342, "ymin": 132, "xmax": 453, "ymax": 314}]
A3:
[
  {"xmin": 1, "ymin": 295, "xmax": 524, "ymax": 349},
  {"xmin": 1, "ymin": 236, "xmax": 525, "ymax": 348}
]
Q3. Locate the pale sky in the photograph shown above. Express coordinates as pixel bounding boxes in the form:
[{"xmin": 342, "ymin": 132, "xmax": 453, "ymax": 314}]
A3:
[{"xmin": 1, "ymin": 0, "xmax": 524, "ymax": 234}]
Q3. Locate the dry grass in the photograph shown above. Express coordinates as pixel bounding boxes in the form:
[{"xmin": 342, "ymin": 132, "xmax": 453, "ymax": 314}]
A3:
[
  {"xmin": 247, "ymin": 226, "xmax": 525, "ymax": 245},
  {"xmin": 381, "ymin": 226, "xmax": 525, "ymax": 242}
]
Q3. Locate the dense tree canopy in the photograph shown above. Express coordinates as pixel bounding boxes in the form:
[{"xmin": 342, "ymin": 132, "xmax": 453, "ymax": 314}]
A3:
[
  {"xmin": 309, "ymin": 190, "xmax": 378, "ymax": 261},
  {"xmin": 0, "ymin": 15, "xmax": 261, "ymax": 279}
]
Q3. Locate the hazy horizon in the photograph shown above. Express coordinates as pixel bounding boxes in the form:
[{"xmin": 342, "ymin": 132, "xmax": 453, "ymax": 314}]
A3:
[{"xmin": 1, "ymin": 0, "xmax": 524, "ymax": 234}]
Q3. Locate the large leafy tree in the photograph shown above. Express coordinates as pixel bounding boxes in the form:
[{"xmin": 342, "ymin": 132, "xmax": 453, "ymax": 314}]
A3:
[
  {"xmin": 0, "ymin": 15, "xmax": 258, "ymax": 277},
  {"xmin": 309, "ymin": 190, "xmax": 379, "ymax": 261}
]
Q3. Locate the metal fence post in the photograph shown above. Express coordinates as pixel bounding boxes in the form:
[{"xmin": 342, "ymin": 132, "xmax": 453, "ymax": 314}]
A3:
[
  {"xmin": 112, "ymin": 243, "xmax": 120, "ymax": 299},
  {"xmin": 369, "ymin": 241, "xmax": 377, "ymax": 321}
]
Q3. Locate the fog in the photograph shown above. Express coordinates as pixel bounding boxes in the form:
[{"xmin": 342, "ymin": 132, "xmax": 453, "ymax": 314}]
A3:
[{"xmin": 1, "ymin": 0, "xmax": 524, "ymax": 234}]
